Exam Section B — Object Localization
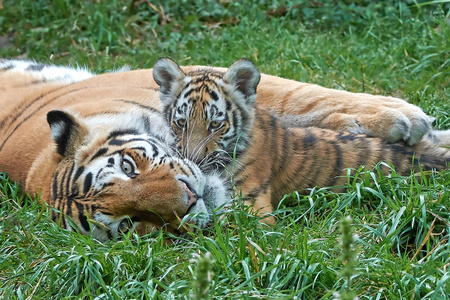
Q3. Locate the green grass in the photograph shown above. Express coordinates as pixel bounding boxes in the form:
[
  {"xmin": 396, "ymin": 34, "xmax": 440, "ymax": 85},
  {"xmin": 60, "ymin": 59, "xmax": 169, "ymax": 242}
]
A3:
[{"xmin": 1, "ymin": 0, "xmax": 450, "ymax": 298}]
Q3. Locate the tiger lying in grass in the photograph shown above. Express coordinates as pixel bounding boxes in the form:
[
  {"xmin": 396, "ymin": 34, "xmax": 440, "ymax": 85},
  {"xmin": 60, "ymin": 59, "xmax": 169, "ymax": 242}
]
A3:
[
  {"xmin": 0, "ymin": 58, "xmax": 446, "ymax": 238},
  {"xmin": 153, "ymin": 58, "xmax": 450, "ymax": 223},
  {"xmin": 0, "ymin": 59, "xmax": 229, "ymax": 241}
]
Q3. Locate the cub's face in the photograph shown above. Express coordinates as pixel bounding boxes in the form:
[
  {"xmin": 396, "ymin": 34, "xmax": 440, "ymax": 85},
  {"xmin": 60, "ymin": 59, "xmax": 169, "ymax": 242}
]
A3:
[
  {"xmin": 46, "ymin": 110, "xmax": 228, "ymax": 241},
  {"xmin": 164, "ymin": 71, "xmax": 232, "ymax": 165},
  {"xmin": 153, "ymin": 58, "xmax": 261, "ymax": 170}
]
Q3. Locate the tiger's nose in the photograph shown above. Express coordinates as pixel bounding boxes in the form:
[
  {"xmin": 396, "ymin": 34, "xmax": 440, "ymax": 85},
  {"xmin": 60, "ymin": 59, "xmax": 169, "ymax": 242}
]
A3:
[{"xmin": 178, "ymin": 179, "xmax": 198, "ymax": 208}]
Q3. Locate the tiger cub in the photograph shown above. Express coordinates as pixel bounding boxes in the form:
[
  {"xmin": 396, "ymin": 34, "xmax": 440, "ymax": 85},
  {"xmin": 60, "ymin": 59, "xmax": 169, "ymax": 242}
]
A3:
[{"xmin": 153, "ymin": 58, "xmax": 450, "ymax": 223}]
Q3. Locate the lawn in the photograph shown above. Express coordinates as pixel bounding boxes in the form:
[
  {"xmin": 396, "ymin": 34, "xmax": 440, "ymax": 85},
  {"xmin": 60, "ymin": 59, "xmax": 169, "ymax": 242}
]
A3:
[{"xmin": 1, "ymin": 0, "xmax": 450, "ymax": 299}]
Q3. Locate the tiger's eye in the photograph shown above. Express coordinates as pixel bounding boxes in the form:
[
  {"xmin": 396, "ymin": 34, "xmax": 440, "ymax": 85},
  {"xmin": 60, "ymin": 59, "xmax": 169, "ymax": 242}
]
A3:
[
  {"xmin": 121, "ymin": 159, "xmax": 135, "ymax": 177},
  {"xmin": 209, "ymin": 121, "xmax": 222, "ymax": 130},
  {"xmin": 118, "ymin": 218, "xmax": 133, "ymax": 234},
  {"xmin": 175, "ymin": 118, "xmax": 187, "ymax": 128}
]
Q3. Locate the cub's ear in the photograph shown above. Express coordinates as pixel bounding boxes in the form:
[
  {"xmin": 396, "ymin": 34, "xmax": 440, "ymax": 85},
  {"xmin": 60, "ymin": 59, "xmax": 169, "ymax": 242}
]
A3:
[
  {"xmin": 47, "ymin": 110, "xmax": 88, "ymax": 157},
  {"xmin": 153, "ymin": 58, "xmax": 186, "ymax": 103},
  {"xmin": 223, "ymin": 59, "xmax": 260, "ymax": 105}
]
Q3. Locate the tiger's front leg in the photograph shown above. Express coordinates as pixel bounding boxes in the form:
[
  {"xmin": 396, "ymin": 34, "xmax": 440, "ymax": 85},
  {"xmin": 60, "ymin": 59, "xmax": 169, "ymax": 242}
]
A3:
[
  {"xmin": 256, "ymin": 76, "xmax": 434, "ymax": 146},
  {"xmin": 241, "ymin": 187, "xmax": 276, "ymax": 225},
  {"xmin": 232, "ymin": 149, "xmax": 279, "ymax": 225}
]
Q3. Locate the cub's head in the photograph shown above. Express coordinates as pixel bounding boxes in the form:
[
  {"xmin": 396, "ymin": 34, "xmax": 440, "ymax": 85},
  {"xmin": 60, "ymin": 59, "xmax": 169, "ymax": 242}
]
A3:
[
  {"xmin": 153, "ymin": 58, "xmax": 261, "ymax": 170},
  {"xmin": 32, "ymin": 110, "xmax": 229, "ymax": 241}
]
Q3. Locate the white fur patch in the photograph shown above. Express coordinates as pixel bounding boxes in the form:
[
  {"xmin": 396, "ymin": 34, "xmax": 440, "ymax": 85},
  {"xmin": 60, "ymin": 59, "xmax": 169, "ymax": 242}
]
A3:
[
  {"xmin": 49, "ymin": 120, "xmax": 68, "ymax": 141},
  {"xmin": 0, "ymin": 59, "xmax": 94, "ymax": 83}
]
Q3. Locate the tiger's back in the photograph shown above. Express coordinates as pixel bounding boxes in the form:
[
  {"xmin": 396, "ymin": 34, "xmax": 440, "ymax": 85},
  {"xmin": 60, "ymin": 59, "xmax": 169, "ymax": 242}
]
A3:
[{"xmin": 0, "ymin": 60, "xmax": 162, "ymax": 185}]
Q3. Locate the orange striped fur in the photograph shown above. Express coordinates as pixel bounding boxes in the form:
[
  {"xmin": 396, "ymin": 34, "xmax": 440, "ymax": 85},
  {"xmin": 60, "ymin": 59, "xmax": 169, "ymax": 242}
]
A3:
[
  {"xmin": 0, "ymin": 59, "xmax": 228, "ymax": 240},
  {"xmin": 153, "ymin": 58, "xmax": 450, "ymax": 223},
  {"xmin": 1, "ymin": 58, "xmax": 447, "ymax": 234}
]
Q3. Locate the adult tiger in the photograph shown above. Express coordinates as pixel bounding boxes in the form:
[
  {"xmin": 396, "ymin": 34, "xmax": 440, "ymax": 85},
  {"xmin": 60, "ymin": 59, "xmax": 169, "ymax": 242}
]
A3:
[
  {"xmin": 152, "ymin": 58, "xmax": 450, "ymax": 223},
  {"xmin": 0, "ymin": 59, "xmax": 229, "ymax": 241}
]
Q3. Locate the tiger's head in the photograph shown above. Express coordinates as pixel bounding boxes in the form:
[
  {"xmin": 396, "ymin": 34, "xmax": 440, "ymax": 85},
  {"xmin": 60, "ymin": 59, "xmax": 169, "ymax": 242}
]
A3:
[
  {"xmin": 27, "ymin": 109, "xmax": 229, "ymax": 241},
  {"xmin": 153, "ymin": 58, "xmax": 261, "ymax": 170}
]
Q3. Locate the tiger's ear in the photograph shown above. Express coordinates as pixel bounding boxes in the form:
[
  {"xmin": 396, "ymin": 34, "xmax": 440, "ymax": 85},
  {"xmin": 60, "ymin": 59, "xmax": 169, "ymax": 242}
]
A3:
[
  {"xmin": 223, "ymin": 59, "xmax": 260, "ymax": 105},
  {"xmin": 153, "ymin": 57, "xmax": 186, "ymax": 104},
  {"xmin": 47, "ymin": 110, "xmax": 88, "ymax": 157}
]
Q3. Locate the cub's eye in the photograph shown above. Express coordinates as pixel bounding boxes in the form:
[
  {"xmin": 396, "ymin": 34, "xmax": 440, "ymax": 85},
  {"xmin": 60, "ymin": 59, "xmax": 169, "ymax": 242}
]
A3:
[
  {"xmin": 209, "ymin": 121, "xmax": 222, "ymax": 131},
  {"xmin": 175, "ymin": 118, "xmax": 187, "ymax": 128},
  {"xmin": 121, "ymin": 157, "xmax": 137, "ymax": 178}
]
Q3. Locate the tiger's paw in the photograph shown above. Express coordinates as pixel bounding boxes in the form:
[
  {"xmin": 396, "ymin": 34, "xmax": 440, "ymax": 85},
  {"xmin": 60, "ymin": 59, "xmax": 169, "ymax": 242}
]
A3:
[
  {"xmin": 398, "ymin": 114, "xmax": 434, "ymax": 145},
  {"xmin": 321, "ymin": 105, "xmax": 434, "ymax": 146},
  {"xmin": 271, "ymin": 84, "xmax": 436, "ymax": 146},
  {"xmin": 374, "ymin": 109, "xmax": 434, "ymax": 145},
  {"xmin": 349, "ymin": 96, "xmax": 435, "ymax": 145}
]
